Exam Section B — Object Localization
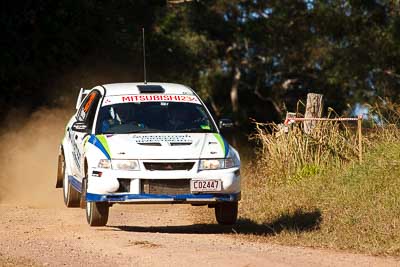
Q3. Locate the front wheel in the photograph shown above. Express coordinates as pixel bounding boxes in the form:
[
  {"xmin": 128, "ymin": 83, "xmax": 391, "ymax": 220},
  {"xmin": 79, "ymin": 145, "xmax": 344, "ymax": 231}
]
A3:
[
  {"xmin": 86, "ymin": 201, "xmax": 109, "ymax": 226},
  {"xmin": 62, "ymin": 157, "xmax": 80, "ymax": 208},
  {"xmin": 215, "ymin": 202, "xmax": 238, "ymax": 225}
]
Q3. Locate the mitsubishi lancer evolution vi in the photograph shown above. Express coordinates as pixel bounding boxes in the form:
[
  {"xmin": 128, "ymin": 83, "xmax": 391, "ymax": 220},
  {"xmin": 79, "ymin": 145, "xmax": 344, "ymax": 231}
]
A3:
[{"xmin": 56, "ymin": 83, "xmax": 240, "ymax": 226}]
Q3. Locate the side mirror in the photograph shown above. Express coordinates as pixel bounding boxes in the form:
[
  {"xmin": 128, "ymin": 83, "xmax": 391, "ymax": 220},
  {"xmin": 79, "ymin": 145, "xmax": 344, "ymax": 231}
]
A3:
[
  {"xmin": 219, "ymin": 118, "xmax": 234, "ymax": 129},
  {"xmin": 71, "ymin": 121, "xmax": 89, "ymax": 133}
]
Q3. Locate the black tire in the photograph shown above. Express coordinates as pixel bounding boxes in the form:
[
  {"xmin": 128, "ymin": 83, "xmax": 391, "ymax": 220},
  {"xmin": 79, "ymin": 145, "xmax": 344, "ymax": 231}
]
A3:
[
  {"xmin": 62, "ymin": 159, "xmax": 81, "ymax": 208},
  {"xmin": 215, "ymin": 202, "xmax": 238, "ymax": 225},
  {"xmin": 86, "ymin": 201, "xmax": 109, "ymax": 226},
  {"xmin": 56, "ymin": 151, "xmax": 64, "ymax": 188}
]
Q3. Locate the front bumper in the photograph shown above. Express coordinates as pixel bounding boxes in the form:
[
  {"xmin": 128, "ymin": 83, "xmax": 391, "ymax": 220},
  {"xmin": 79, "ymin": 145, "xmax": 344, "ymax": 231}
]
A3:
[
  {"xmin": 86, "ymin": 192, "xmax": 240, "ymax": 204},
  {"xmin": 85, "ymin": 162, "xmax": 241, "ymax": 203}
]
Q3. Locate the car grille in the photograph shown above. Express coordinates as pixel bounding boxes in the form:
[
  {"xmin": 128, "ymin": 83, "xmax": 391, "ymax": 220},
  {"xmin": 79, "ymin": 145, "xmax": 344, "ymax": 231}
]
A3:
[
  {"xmin": 116, "ymin": 178, "xmax": 131, "ymax": 193},
  {"xmin": 143, "ymin": 162, "xmax": 195, "ymax": 171},
  {"xmin": 141, "ymin": 179, "xmax": 190, "ymax": 195}
]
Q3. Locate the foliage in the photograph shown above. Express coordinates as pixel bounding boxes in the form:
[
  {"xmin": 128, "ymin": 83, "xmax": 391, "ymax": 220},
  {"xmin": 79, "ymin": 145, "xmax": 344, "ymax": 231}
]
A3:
[{"xmin": 1, "ymin": 1, "xmax": 400, "ymax": 126}]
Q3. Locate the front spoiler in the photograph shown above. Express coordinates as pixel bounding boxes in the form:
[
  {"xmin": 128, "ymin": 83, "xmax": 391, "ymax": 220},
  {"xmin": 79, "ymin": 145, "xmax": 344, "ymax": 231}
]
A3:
[{"xmin": 86, "ymin": 192, "xmax": 240, "ymax": 204}]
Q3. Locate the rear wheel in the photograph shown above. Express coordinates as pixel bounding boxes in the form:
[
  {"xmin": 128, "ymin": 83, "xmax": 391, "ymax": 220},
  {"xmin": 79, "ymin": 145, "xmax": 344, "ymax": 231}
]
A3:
[
  {"xmin": 215, "ymin": 202, "xmax": 238, "ymax": 225},
  {"xmin": 62, "ymin": 160, "xmax": 80, "ymax": 207},
  {"xmin": 86, "ymin": 201, "xmax": 109, "ymax": 226}
]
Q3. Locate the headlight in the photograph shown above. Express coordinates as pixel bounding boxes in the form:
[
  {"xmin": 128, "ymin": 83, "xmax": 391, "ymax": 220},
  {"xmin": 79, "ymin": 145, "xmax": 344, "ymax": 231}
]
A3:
[
  {"xmin": 97, "ymin": 159, "xmax": 140, "ymax": 171},
  {"xmin": 199, "ymin": 158, "xmax": 238, "ymax": 170},
  {"xmin": 199, "ymin": 159, "xmax": 225, "ymax": 170},
  {"xmin": 98, "ymin": 159, "xmax": 111, "ymax": 169},
  {"xmin": 112, "ymin": 160, "xmax": 140, "ymax": 171}
]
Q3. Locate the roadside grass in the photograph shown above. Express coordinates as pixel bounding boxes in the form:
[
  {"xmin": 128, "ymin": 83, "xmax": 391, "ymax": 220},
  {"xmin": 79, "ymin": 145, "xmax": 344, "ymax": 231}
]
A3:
[
  {"xmin": 238, "ymin": 139, "xmax": 400, "ymax": 256},
  {"xmin": 251, "ymin": 120, "xmax": 362, "ymax": 184},
  {"xmin": 192, "ymin": 101, "xmax": 400, "ymax": 256},
  {"xmin": 232, "ymin": 101, "xmax": 400, "ymax": 255},
  {"xmin": 192, "ymin": 114, "xmax": 400, "ymax": 256}
]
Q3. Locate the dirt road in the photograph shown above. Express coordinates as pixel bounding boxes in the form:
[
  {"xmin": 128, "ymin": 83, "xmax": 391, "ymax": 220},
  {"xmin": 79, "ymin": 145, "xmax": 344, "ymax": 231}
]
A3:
[
  {"xmin": 1, "ymin": 202, "xmax": 399, "ymax": 267},
  {"xmin": 0, "ymin": 108, "xmax": 398, "ymax": 266}
]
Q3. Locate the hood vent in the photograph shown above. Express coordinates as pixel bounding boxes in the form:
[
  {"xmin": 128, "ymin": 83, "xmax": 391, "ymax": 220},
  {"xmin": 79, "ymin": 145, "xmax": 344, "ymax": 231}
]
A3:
[
  {"xmin": 170, "ymin": 142, "xmax": 192, "ymax": 146},
  {"xmin": 137, "ymin": 142, "xmax": 162, "ymax": 146},
  {"xmin": 137, "ymin": 85, "xmax": 165, "ymax": 93}
]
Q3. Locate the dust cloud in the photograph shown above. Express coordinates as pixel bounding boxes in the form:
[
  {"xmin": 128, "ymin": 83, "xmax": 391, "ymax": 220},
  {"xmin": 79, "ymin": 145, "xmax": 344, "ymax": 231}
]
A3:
[{"xmin": 0, "ymin": 107, "xmax": 72, "ymax": 208}]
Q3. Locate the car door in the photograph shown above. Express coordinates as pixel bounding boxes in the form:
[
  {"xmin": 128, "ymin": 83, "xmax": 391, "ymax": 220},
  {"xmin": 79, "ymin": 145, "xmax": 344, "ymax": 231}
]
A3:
[{"xmin": 70, "ymin": 90, "xmax": 101, "ymax": 180}]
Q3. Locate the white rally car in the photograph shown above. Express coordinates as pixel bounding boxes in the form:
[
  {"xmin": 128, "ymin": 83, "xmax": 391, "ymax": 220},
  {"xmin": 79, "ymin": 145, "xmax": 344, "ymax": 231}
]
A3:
[{"xmin": 56, "ymin": 83, "xmax": 240, "ymax": 226}]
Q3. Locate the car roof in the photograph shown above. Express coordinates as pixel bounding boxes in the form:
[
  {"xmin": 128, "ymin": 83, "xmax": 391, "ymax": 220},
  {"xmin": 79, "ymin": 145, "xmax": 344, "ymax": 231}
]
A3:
[{"xmin": 94, "ymin": 83, "xmax": 195, "ymax": 96}]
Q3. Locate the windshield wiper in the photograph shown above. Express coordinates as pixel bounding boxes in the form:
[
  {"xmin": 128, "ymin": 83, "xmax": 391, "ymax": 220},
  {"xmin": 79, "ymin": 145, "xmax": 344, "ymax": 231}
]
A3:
[{"xmin": 127, "ymin": 130, "xmax": 166, "ymax": 134}]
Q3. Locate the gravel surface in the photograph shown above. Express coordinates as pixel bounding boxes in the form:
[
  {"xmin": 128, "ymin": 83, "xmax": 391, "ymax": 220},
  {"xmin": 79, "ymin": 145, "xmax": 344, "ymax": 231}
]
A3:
[{"xmin": 0, "ymin": 202, "xmax": 398, "ymax": 267}]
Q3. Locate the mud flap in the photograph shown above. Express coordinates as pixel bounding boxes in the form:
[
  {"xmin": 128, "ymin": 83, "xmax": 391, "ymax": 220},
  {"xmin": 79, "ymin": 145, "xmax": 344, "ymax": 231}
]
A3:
[{"xmin": 80, "ymin": 178, "xmax": 87, "ymax": 209}]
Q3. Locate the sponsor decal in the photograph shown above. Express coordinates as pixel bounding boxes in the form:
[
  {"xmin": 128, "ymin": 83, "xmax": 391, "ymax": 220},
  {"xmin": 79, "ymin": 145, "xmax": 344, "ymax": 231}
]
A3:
[
  {"xmin": 68, "ymin": 129, "xmax": 81, "ymax": 168},
  {"xmin": 133, "ymin": 134, "xmax": 193, "ymax": 144},
  {"xmin": 102, "ymin": 94, "xmax": 200, "ymax": 106}
]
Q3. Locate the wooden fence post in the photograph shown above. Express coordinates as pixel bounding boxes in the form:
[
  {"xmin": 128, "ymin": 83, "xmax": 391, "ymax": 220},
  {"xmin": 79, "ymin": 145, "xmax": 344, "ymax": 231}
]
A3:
[
  {"xmin": 358, "ymin": 115, "xmax": 363, "ymax": 163},
  {"xmin": 304, "ymin": 93, "xmax": 324, "ymax": 134}
]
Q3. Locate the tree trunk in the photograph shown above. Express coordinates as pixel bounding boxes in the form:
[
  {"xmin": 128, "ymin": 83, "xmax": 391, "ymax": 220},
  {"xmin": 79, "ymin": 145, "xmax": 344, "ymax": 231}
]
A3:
[
  {"xmin": 230, "ymin": 66, "xmax": 241, "ymax": 115},
  {"xmin": 304, "ymin": 93, "xmax": 323, "ymax": 134}
]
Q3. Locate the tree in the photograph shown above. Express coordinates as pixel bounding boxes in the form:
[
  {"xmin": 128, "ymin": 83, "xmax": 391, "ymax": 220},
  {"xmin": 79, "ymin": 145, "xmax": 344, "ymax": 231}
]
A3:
[{"xmin": 2, "ymin": 0, "xmax": 400, "ymax": 129}]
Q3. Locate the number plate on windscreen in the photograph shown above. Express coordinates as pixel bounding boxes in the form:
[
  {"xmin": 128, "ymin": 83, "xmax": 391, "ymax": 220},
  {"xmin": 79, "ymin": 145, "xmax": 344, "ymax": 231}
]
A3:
[{"xmin": 190, "ymin": 179, "xmax": 222, "ymax": 192}]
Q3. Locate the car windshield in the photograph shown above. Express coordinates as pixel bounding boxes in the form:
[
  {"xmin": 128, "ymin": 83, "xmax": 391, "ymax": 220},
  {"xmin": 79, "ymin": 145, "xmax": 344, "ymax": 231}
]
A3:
[{"xmin": 95, "ymin": 101, "xmax": 216, "ymax": 134}]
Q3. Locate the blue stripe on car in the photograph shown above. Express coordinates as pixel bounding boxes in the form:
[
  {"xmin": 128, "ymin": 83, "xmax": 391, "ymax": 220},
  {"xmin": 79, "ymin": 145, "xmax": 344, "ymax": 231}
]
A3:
[
  {"xmin": 88, "ymin": 134, "xmax": 111, "ymax": 160},
  {"xmin": 68, "ymin": 175, "xmax": 82, "ymax": 193},
  {"xmin": 86, "ymin": 192, "xmax": 240, "ymax": 202},
  {"xmin": 222, "ymin": 137, "xmax": 230, "ymax": 157}
]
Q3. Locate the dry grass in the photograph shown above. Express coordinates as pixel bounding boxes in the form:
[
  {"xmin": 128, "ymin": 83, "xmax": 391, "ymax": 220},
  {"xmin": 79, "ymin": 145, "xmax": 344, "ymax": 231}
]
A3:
[
  {"xmin": 238, "ymin": 101, "xmax": 400, "ymax": 255},
  {"xmin": 240, "ymin": 142, "xmax": 400, "ymax": 255},
  {"xmin": 252, "ymin": 120, "xmax": 359, "ymax": 184},
  {"xmin": 188, "ymin": 101, "xmax": 400, "ymax": 255}
]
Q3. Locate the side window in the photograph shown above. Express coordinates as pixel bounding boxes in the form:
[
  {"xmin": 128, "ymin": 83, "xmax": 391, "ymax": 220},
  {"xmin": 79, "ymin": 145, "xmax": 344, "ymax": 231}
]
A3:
[
  {"xmin": 86, "ymin": 96, "xmax": 101, "ymax": 130},
  {"xmin": 77, "ymin": 91, "xmax": 100, "ymax": 125}
]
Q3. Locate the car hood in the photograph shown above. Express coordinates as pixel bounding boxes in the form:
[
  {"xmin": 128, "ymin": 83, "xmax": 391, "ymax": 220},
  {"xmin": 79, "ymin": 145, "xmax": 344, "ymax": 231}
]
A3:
[{"xmin": 95, "ymin": 133, "xmax": 229, "ymax": 160}]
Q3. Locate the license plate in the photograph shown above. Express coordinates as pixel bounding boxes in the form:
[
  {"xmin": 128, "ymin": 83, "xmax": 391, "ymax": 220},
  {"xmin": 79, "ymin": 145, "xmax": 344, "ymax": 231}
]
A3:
[{"xmin": 190, "ymin": 179, "xmax": 222, "ymax": 192}]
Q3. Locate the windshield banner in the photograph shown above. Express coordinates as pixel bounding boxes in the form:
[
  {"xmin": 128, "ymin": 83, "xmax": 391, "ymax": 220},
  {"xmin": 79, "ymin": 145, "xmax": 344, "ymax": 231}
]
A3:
[{"xmin": 102, "ymin": 94, "xmax": 201, "ymax": 106}]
